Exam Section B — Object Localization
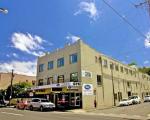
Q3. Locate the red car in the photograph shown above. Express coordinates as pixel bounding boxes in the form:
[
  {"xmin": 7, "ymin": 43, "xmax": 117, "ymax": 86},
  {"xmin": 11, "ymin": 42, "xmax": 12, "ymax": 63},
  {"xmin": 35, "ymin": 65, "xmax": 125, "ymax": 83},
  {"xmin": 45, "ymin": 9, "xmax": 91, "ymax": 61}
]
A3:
[{"xmin": 16, "ymin": 99, "xmax": 30, "ymax": 110}]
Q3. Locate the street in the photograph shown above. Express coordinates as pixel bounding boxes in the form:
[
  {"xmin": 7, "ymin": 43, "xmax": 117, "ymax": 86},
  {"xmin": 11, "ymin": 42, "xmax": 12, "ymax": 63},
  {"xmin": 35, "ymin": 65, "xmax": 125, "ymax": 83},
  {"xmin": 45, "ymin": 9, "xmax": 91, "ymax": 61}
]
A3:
[{"xmin": 0, "ymin": 102, "xmax": 150, "ymax": 120}]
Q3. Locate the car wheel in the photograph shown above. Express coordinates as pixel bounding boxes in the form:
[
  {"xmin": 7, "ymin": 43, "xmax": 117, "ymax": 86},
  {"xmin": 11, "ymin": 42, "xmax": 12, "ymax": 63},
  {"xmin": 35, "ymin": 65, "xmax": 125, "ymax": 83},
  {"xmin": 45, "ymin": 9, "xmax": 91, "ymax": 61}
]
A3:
[
  {"xmin": 40, "ymin": 106, "xmax": 44, "ymax": 112},
  {"xmin": 30, "ymin": 106, "xmax": 33, "ymax": 111}
]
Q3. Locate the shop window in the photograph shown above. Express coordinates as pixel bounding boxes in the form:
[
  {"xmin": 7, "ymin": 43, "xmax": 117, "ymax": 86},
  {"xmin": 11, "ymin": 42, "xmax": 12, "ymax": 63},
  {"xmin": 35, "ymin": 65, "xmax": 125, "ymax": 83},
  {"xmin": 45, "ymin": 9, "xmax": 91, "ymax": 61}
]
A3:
[
  {"xmin": 57, "ymin": 75, "xmax": 64, "ymax": 83},
  {"xmin": 48, "ymin": 61, "xmax": 53, "ymax": 70},
  {"xmin": 97, "ymin": 75, "xmax": 102, "ymax": 85},
  {"xmin": 70, "ymin": 72, "xmax": 78, "ymax": 82},
  {"xmin": 39, "ymin": 64, "xmax": 44, "ymax": 72},
  {"xmin": 57, "ymin": 57, "xmax": 64, "ymax": 67},
  {"xmin": 38, "ymin": 79, "xmax": 43, "ymax": 86},
  {"xmin": 70, "ymin": 53, "xmax": 78, "ymax": 64}
]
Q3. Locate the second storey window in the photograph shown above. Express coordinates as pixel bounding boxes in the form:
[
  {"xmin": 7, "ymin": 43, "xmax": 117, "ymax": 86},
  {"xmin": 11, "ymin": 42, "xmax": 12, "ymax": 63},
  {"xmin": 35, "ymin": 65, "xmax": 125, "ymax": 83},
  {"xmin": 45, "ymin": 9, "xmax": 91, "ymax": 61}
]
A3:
[
  {"xmin": 57, "ymin": 75, "xmax": 64, "ymax": 83},
  {"xmin": 38, "ymin": 79, "xmax": 44, "ymax": 86},
  {"xmin": 70, "ymin": 72, "xmax": 78, "ymax": 82},
  {"xmin": 70, "ymin": 53, "xmax": 78, "ymax": 64},
  {"xmin": 57, "ymin": 57, "xmax": 64, "ymax": 67},
  {"xmin": 48, "ymin": 61, "xmax": 53, "ymax": 70},
  {"xmin": 39, "ymin": 64, "xmax": 44, "ymax": 72},
  {"xmin": 103, "ymin": 59, "xmax": 108, "ymax": 68}
]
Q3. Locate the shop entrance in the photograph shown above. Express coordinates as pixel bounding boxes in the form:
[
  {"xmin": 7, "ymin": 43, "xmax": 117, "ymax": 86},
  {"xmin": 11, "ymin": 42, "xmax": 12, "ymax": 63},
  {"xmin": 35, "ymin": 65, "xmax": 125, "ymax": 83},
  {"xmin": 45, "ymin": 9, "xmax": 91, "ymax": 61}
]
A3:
[{"xmin": 53, "ymin": 92, "xmax": 82, "ymax": 109}]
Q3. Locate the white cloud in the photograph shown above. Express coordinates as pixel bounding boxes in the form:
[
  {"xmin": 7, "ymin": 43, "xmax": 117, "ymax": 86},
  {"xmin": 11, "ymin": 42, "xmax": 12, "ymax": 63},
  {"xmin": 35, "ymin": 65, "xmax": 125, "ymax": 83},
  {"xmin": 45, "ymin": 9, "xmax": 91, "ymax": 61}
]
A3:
[
  {"xmin": 12, "ymin": 53, "xmax": 18, "ymax": 58},
  {"xmin": 11, "ymin": 32, "xmax": 49, "ymax": 56},
  {"xmin": 74, "ymin": 1, "xmax": 99, "ymax": 21},
  {"xmin": 0, "ymin": 60, "xmax": 37, "ymax": 76},
  {"xmin": 144, "ymin": 60, "xmax": 150, "ymax": 65},
  {"xmin": 66, "ymin": 34, "xmax": 80, "ymax": 44},
  {"xmin": 144, "ymin": 31, "xmax": 150, "ymax": 48}
]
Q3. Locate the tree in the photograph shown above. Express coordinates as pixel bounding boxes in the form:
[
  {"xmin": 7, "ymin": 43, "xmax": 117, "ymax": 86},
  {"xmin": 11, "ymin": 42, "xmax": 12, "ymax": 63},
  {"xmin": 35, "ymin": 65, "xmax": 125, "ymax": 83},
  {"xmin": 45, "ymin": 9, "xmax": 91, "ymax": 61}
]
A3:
[
  {"xmin": 128, "ymin": 62, "xmax": 137, "ymax": 66},
  {"xmin": 139, "ymin": 67, "xmax": 150, "ymax": 76},
  {"xmin": 5, "ymin": 82, "xmax": 32, "ymax": 100}
]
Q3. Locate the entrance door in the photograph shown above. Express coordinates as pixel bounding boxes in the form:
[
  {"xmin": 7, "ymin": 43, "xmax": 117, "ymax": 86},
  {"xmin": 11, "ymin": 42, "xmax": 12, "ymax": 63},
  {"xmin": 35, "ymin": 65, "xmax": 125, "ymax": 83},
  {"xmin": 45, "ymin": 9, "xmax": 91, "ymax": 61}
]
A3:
[{"xmin": 69, "ymin": 93, "xmax": 81, "ymax": 107}]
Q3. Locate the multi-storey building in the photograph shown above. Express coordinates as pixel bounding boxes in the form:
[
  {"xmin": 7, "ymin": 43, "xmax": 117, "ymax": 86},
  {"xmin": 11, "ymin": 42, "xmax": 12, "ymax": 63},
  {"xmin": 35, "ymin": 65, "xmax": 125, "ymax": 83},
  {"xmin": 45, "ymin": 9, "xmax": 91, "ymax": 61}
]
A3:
[{"xmin": 33, "ymin": 40, "xmax": 150, "ymax": 110}]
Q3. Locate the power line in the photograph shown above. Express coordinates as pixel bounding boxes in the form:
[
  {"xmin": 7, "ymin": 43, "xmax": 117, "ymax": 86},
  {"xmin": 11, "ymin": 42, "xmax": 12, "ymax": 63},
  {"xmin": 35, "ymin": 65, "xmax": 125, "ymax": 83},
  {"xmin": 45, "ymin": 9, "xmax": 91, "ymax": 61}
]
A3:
[{"xmin": 102, "ymin": 0, "xmax": 148, "ymax": 40}]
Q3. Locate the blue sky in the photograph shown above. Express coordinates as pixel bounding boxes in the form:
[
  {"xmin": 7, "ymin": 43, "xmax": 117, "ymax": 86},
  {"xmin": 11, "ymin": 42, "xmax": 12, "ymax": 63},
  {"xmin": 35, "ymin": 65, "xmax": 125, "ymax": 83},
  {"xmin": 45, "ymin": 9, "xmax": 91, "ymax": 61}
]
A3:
[{"xmin": 0, "ymin": 0, "xmax": 150, "ymax": 76}]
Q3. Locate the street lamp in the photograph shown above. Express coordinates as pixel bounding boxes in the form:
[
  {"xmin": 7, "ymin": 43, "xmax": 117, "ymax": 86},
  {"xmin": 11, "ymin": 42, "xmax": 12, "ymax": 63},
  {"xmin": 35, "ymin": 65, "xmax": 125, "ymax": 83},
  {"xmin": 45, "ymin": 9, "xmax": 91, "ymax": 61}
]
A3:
[{"xmin": 0, "ymin": 8, "xmax": 8, "ymax": 14}]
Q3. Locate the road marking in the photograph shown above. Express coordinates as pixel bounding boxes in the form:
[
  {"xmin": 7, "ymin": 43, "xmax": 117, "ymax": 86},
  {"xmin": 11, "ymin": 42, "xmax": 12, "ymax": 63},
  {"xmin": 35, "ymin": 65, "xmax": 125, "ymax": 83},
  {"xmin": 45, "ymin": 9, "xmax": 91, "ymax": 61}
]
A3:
[{"xmin": 1, "ymin": 112, "xmax": 24, "ymax": 116}]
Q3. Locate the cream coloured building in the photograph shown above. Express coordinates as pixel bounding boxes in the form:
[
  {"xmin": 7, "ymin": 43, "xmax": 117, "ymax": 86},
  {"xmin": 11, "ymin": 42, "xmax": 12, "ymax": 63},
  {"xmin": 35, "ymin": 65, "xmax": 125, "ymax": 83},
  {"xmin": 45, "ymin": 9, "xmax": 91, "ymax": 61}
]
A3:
[{"xmin": 34, "ymin": 40, "xmax": 150, "ymax": 110}]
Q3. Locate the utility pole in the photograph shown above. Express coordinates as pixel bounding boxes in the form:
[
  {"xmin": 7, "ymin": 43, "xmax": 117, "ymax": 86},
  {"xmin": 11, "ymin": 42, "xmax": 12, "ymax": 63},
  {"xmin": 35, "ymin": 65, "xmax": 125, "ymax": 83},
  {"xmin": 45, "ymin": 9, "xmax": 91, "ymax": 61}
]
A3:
[
  {"xmin": 9, "ymin": 69, "xmax": 15, "ymax": 106},
  {"xmin": 135, "ymin": 0, "xmax": 150, "ymax": 16}
]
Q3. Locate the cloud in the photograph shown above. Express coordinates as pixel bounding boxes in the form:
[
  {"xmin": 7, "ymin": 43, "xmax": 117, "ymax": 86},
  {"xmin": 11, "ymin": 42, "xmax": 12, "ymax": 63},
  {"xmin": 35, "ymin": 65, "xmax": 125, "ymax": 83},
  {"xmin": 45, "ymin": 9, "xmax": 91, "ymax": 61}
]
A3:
[
  {"xmin": 74, "ymin": 1, "xmax": 99, "ymax": 21},
  {"xmin": 0, "ymin": 60, "xmax": 37, "ymax": 76},
  {"xmin": 11, "ymin": 32, "xmax": 50, "ymax": 56},
  {"xmin": 66, "ymin": 34, "xmax": 80, "ymax": 44},
  {"xmin": 144, "ymin": 60, "xmax": 150, "ymax": 65},
  {"xmin": 144, "ymin": 31, "xmax": 150, "ymax": 48},
  {"xmin": 12, "ymin": 53, "xmax": 18, "ymax": 58}
]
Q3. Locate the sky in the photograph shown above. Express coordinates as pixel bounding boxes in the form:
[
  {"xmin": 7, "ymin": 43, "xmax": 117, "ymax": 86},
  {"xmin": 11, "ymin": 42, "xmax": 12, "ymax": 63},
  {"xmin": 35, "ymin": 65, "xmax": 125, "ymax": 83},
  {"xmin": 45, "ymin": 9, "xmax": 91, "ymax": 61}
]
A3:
[{"xmin": 0, "ymin": 0, "xmax": 150, "ymax": 76}]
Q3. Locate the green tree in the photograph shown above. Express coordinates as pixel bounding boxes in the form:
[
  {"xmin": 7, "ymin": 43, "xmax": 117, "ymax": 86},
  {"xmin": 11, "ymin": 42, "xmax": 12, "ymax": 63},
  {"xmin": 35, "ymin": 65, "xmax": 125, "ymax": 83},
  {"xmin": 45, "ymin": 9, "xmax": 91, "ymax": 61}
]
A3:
[
  {"xmin": 139, "ymin": 67, "xmax": 150, "ymax": 76},
  {"xmin": 5, "ymin": 82, "xmax": 32, "ymax": 100}
]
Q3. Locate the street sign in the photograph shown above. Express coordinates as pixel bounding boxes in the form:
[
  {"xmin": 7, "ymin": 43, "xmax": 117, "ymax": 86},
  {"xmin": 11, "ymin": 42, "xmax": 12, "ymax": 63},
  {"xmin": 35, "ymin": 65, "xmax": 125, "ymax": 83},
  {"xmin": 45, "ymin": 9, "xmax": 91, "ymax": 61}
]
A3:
[{"xmin": 82, "ymin": 84, "xmax": 93, "ymax": 95}]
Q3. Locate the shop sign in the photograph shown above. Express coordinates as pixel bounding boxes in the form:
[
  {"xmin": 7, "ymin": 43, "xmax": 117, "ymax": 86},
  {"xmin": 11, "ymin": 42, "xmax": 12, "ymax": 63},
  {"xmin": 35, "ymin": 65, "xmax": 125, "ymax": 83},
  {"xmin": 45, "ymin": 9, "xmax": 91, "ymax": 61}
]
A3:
[
  {"xmin": 82, "ymin": 70, "xmax": 92, "ymax": 78},
  {"xmin": 82, "ymin": 84, "xmax": 93, "ymax": 95}
]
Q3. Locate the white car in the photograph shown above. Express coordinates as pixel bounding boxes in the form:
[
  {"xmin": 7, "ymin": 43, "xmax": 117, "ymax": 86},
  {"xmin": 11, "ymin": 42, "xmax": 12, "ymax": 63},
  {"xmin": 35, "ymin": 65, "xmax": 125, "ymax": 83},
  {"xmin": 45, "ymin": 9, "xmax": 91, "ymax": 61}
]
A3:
[
  {"xmin": 29, "ymin": 98, "xmax": 55, "ymax": 111},
  {"xmin": 119, "ymin": 98, "xmax": 132, "ymax": 106},
  {"xmin": 129, "ymin": 96, "xmax": 141, "ymax": 104},
  {"xmin": 144, "ymin": 95, "xmax": 150, "ymax": 102}
]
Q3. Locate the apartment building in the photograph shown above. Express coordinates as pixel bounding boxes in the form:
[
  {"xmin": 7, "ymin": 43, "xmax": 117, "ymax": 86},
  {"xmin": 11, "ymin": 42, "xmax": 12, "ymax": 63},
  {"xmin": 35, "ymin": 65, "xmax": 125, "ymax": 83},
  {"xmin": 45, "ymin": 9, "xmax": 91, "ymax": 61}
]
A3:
[{"xmin": 33, "ymin": 40, "xmax": 150, "ymax": 110}]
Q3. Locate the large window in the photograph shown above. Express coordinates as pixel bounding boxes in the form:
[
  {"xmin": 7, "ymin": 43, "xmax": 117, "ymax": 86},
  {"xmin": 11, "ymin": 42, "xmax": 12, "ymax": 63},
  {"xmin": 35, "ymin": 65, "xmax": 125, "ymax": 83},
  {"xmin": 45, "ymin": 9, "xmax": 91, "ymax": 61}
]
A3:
[
  {"xmin": 57, "ymin": 75, "xmax": 64, "ymax": 83},
  {"xmin": 57, "ymin": 58, "xmax": 64, "ymax": 67},
  {"xmin": 38, "ymin": 79, "xmax": 44, "ymax": 86},
  {"xmin": 70, "ymin": 72, "xmax": 78, "ymax": 82},
  {"xmin": 48, "ymin": 61, "xmax": 53, "ymax": 70},
  {"xmin": 97, "ymin": 75, "xmax": 102, "ymax": 85},
  {"xmin": 39, "ymin": 64, "xmax": 44, "ymax": 72},
  {"xmin": 70, "ymin": 53, "xmax": 78, "ymax": 64},
  {"xmin": 103, "ymin": 59, "xmax": 108, "ymax": 68},
  {"xmin": 47, "ymin": 77, "xmax": 53, "ymax": 84}
]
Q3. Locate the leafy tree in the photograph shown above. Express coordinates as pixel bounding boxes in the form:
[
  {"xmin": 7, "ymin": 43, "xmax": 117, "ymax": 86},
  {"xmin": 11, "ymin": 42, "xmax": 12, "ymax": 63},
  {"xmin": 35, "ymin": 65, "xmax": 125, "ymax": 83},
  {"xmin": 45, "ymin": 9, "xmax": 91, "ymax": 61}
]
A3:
[
  {"xmin": 128, "ymin": 62, "xmax": 137, "ymax": 66},
  {"xmin": 139, "ymin": 67, "xmax": 150, "ymax": 76},
  {"xmin": 5, "ymin": 82, "xmax": 32, "ymax": 100}
]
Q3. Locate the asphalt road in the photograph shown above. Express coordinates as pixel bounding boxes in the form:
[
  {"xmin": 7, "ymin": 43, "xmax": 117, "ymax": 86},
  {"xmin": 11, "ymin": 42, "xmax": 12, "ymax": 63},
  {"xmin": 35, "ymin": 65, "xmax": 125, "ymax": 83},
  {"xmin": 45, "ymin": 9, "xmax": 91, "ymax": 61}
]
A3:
[
  {"xmin": 0, "ymin": 102, "xmax": 150, "ymax": 120},
  {"xmin": 0, "ymin": 108, "xmax": 130, "ymax": 120}
]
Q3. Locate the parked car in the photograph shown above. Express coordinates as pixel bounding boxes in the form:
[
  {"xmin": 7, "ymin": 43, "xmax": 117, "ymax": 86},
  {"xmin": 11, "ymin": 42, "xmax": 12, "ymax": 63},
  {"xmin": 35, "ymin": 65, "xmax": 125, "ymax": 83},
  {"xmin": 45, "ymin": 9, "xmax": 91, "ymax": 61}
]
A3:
[
  {"xmin": 144, "ymin": 95, "xmax": 150, "ymax": 102},
  {"xmin": 0, "ymin": 99, "xmax": 6, "ymax": 107},
  {"xmin": 28, "ymin": 98, "xmax": 55, "ymax": 112},
  {"xmin": 119, "ymin": 98, "xmax": 132, "ymax": 106},
  {"xmin": 16, "ymin": 99, "xmax": 30, "ymax": 110},
  {"xmin": 129, "ymin": 96, "xmax": 141, "ymax": 104}
]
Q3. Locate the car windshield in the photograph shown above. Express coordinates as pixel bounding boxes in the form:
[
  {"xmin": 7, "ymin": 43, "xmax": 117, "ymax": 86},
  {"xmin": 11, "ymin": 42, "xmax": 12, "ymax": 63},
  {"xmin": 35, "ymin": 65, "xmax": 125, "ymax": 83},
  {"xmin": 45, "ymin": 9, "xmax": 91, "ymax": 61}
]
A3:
[{"xmin": 41, "ymin": 99, "xmax": 49, "ymax": 102}]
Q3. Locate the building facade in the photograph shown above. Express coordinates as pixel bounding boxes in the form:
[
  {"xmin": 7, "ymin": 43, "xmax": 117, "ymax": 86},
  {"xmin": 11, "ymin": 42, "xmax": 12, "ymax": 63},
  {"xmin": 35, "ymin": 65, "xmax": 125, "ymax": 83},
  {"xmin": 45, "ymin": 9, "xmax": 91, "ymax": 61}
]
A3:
[{"xmin": 34, "ymin": 40, "xmax": 150, "ymax": 110}]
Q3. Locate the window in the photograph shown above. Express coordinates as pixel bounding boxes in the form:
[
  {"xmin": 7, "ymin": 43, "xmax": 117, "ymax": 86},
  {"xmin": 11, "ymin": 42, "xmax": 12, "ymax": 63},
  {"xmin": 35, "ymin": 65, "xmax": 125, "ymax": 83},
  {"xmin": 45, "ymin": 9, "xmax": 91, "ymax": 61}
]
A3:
[
  {"xmin": 115, "ymin": 65, "xmax": 119, "ymax": 71},
  {"xmin": 97, "ymin": 75, "xmax": 102, "ymax": 85},
  {"xmin": 57, "ymin": 75, "xmax": 64, "ymax": 83},
  {"xmin": 39, "ymin": 64, "xmax": 44, "ymax": 72},
  {"xmin": 124, "ymin": 68, "xmax": 128, "ymax": 74},
  {"xmin": 127, "ymin": 82, "xmax": 131, "ymax": 87},
  {"xmin": 47, "ymin": 77, "xmax": 53, "ymax": 84},
  {"xmin": 103, "ymin": 59, "xmax": 108, "ymax": 68},
  {"xmin": 110, "ymin": 62, "xmax": 114, "ymax": 70},
  {"xmin": 95, "ymin": 56, "xmax": 98, "ymax": 63},
  {"xmin": 38, "ymin": 79, "xmax": 44, "ymax": 86},
  {"xmin": 70, "ymin": 53, "xmax": 78, "ymax": 64},
  {"xmin": 120, "ymin": 66, "xmax": 123, "ymax": 73},
  {"xmin": 70, "ymin": 72, "xmax": 78, "ymax": 82},
  {"xmin": 129, "ymin": 70, "xmax": 132, "ymax": 75},
  {"xmin": 48, "ymin": 61, "xmax": 53, "ymax": 70},
  {"xmin": 57, "ymin": 57, "xmax": 64, "ymax": 67}
]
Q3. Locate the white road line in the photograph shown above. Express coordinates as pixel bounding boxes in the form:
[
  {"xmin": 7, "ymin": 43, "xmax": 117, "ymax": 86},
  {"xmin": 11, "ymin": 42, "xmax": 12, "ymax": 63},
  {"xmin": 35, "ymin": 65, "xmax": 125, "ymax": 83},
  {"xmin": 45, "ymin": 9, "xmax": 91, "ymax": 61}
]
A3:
[{"xmin": 1, "ymin": 112, "xmax": 24, "ymax": 116}]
